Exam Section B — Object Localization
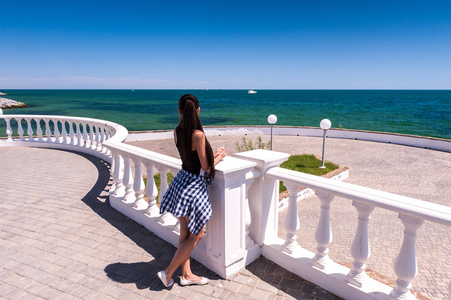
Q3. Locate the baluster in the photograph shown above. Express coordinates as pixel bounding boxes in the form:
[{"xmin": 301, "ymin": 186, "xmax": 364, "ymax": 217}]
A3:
[
  {"xmin": 112, "ymin": 152, "xmax": 125, "ymax": 197},
  {"xmin": 90, "ymin": 124, "xmax": 97, "ymax": 149},
  {"xmin": 103, "ymin": 129, "xmax": 111, "ymax": 156},
  {"xmin": 76, "ymin": 122, "xmax": 83, "ymax": 146},
  {"xmin": 170, "ymin": 169, "xmax": 181, "ymax": 234},
  {"xmin": 282, "ymin": 183, "xmax": 301, "ymax": 254},
  {"xmin": 44, "ymin": 119, "xmax": 52, "ymax": 142},
  {"xmin": 99, "ymin": 127, "xmax": 106, "ymax": 152},
  {"xmin": 122, "ymin": 155, "xmax": 135, "ymax": 203},
  {"xmin": 36, "ymin": 118, "xmax": 45, "ymax": 142},
  {"xmin": 144, "ymin": 162, "xmax": 159, "ymax": 217},
  {"xmin": 96, "ymin": 126, "xmax": 102, "ymax": 151},
  {"xmin": 346, "ymin": 201, "xmax": 375, "ymax": 286},
  {"xmin": 389, "ymin": 214, "xmax": 424, "ymax": 300},
  {"xmin": 109, "ymin": 153, "xmax": 117, "ymax": 192},
  {"xmin": 312, "ymin": 191, "xmax": 335, "ymax": 269},
  {"xmin": 54, "ymin": 120, "xmax": 61, "ymax": 144},
  {"xmin": 6, "ymin": 118, "xmax": 13, "ymax": 141},
  {"xmin": 17, "ymin": 118, "xmax": 25, "ymax": 141},
  {"xmin": 245, "ymin": 177, "xmax": 256, "ymax": 248},
  {"xmin": 105, "ymin": 129, "xmax": 111, "ymax": 140},
  {"xmin": 26, "ymin": 118, "xmax": 35, "ymax": 142},
  {"xmin": 82, "ymin": 123, "xmax": 90, "ymax": 148},
  {"xmin": 157, "ymin": 166, "xmax": 177, "ymax": 226},
  {"xmin": 61, "ymin": 121, "xmax": 69, "ymax": 144},
  {"xmin": 132, "ymin": 159, "xmax": 148, "ymax": 210},
  {"xmin": 69, "ymin": 121, "xmax": 76, "ymax": 145}
]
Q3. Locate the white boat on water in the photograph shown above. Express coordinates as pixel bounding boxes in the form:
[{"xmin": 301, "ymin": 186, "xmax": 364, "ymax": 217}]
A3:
[{"xmin": 248, "ymin": 89, "xmax": 257, "ymax": 94}]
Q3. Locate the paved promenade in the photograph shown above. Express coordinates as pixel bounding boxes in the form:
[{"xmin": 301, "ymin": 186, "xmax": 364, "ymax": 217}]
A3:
[{"xmin": 0, "ymin": 146, "xmax": 341, "ymax": 300}]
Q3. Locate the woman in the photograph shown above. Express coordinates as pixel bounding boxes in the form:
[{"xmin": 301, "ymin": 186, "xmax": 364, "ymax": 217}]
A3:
[{"xmin": 157, "ymin": 94, "xmax": 227, "ymax": 287}]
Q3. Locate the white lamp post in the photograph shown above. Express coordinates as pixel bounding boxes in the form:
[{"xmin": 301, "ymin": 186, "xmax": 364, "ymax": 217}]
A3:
[
  {"xmin": 320, "ymin": 119, "xmax": 331, "ymax": 168},
  {"xmin": 267, "ymin": 114, "xmax": 277, "ymax": 151}
]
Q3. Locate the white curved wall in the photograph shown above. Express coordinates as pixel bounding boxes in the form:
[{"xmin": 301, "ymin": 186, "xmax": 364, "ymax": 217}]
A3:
[{"xmin": 126, "ymin": 126, "xmax": 451, "ymax": 153}]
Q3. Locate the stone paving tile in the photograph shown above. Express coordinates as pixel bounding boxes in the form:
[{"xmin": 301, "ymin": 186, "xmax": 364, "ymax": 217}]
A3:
[{"xmin": 1, "ymin": 147, "xmax": 341, "ymax": 300}]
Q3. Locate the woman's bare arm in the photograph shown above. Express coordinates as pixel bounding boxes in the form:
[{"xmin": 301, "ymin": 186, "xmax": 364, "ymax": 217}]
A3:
[{"xmin": 192, "ymin": 130, "xmax": 227, "ymax": 171}]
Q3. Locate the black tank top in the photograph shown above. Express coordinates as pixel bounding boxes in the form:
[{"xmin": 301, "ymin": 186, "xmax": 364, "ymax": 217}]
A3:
[{"xmin": 176, "ymin": 130, "xmax": 202, "ymax": 175}]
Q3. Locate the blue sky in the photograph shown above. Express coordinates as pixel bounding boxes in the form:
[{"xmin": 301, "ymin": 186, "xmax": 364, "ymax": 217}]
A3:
[{"xmin": 1, "ymin": 0, "xmax": 450, "ymax": 89}]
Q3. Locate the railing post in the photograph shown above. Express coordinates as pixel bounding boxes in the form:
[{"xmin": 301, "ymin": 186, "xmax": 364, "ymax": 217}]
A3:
[
  {"xmin": 346, "ymin": 201, "xmax": 375, "ymax": 286},
  {"xmin": 234, "ymin": 150, "xmax": 290, "ymax": 246},
  {"xmin": 389, "ymin": 213, "xmax": 424, "ymax": 300},
  {"xmin": 312, "ymin": 191, "xmax": 335, "ymax": 269},
  {"xmin": 204, "ymin": 156, "xmax": 257, "ymax": 278}
]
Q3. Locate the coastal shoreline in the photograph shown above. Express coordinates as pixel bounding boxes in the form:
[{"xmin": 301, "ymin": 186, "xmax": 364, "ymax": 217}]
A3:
[{"xmin": 0, "ymin": 97, "xmax": 28, "ymax": 109}]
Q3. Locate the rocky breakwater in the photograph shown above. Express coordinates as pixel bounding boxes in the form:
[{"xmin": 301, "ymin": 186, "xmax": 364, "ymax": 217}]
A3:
[{"xmin": 0, "ymin": 96, "xmax": 28, "ymax": 109}]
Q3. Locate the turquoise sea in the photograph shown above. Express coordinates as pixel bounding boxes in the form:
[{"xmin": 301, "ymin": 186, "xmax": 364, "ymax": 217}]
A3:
[{"xmin": 1, "ymin": 89, "xmax": 450, "ymax": 140}]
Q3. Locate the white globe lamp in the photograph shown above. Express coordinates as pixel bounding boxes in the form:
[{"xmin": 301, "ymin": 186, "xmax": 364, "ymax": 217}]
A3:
[{"xmin": 267, "ymin": 114, "xmax": 277, "ymax": 150}]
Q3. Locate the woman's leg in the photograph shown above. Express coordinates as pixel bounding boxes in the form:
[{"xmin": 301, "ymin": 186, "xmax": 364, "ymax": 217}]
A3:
[
  {"xmin": 163, "ymin": 216, "xmax": 204, "ymax": 285},
  {"xmin": 178, "ymin": 217, "xmax": 192, "ymax": 277}
]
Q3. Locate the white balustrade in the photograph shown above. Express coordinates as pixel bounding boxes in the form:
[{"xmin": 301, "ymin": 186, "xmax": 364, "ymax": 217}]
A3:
[{"xmin": 1, "ymin": 117, "xmax": 450, "ymax": 299}]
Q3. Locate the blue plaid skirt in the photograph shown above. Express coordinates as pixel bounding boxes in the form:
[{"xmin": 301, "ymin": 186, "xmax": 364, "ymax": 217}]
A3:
[{"xmin": 160, "ymin": 169, "xmax": 212, "ymax": 235}]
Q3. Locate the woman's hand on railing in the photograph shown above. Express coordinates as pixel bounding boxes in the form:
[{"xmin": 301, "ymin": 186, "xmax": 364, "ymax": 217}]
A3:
[{"xmin": 214, "ymin": 147, "xmax": 227, "ymax": 165}]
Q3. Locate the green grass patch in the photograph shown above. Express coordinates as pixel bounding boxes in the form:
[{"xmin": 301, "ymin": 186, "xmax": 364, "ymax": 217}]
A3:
[
  {"xmin": 279, "ymin": 154, "xmax": 339, "ymax": 193},
  {"xmin": 143, "ymin": 173, "xmax": 174, "ymax": 202}
]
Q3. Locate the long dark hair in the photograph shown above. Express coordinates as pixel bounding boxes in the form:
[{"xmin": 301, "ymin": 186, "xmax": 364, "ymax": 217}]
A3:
[{"xmin": 176, "ymin": 94, "xmax": 215, "ymax": 179}]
